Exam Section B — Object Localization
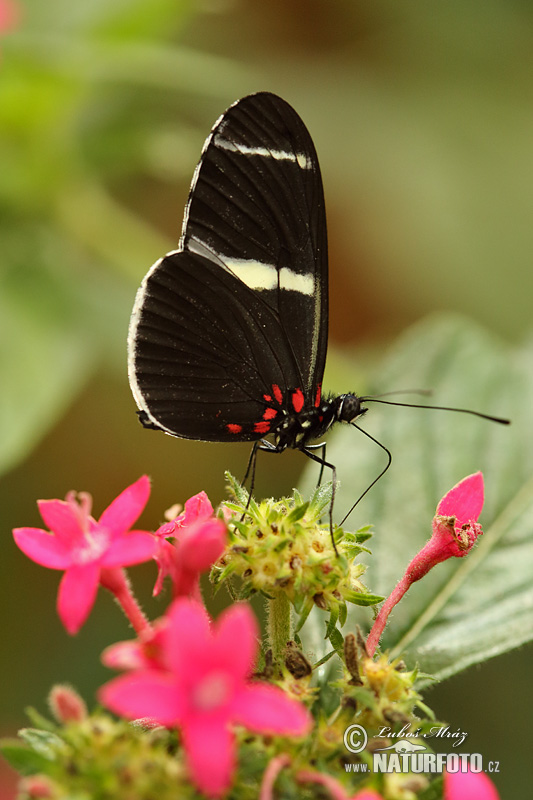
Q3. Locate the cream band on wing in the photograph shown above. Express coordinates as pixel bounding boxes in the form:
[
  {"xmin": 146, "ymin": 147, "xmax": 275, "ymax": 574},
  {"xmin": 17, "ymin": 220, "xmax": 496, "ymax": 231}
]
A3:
[{"xmin": 214, "ymin": 135, "xmax": 312, "ymax": 169}]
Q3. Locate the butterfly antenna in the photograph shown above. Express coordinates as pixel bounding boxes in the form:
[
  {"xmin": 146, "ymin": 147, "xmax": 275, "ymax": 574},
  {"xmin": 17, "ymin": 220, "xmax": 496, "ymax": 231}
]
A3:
[
  {"xmin": 360, "ymin": 398, "xmax": 510, "ymax": 425},
  {"xmin": 340, "ymin": 424, "xmax": 392, "ymax": 526},
  {"xmin": 367, "ymin": 388, "xmax": 433, "ymax": 399}
]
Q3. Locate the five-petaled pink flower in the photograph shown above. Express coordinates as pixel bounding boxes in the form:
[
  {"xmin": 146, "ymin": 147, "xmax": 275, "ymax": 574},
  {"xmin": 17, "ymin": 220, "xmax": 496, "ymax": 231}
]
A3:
[
  {"xmin": 445, "ymin": 768, "xmax": 500, "ymax": 799},
  {"xmin": 99, "ymin": 598, "xmax": 312, "ymax": 798},
  {"xmin": 13, "ymin": 476, "xmax": 157, "ymax": 634},
  {"xmin": 367, "ymin": 472, "xmax": 484, "ymax": 656},
  {"xmin": 153, "ymin": 491, "xmax": 227, "ymax": 601}
]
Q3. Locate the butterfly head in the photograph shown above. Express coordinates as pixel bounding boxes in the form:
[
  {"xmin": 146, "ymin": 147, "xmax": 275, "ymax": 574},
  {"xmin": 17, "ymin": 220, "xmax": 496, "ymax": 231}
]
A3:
[{"xmin": 334, "ymin": 394, "xmax": 368, "ymax": 424}]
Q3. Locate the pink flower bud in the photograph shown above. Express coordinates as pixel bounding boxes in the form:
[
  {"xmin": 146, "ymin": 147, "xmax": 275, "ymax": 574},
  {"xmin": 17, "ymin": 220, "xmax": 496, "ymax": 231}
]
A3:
[
  {"xmin": 48, "ymin": 684, "xmax": 87, "ymax": 723},
  {"xmin": 367, "ymin": 473, "xmax": 484, "ymax": 656}
]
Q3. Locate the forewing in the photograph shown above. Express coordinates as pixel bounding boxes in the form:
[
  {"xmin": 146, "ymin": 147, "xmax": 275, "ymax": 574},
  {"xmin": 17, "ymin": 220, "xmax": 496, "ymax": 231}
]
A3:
[{"xmin": 181, "ymin": 92, "xmax": 328, "ymax": 399}]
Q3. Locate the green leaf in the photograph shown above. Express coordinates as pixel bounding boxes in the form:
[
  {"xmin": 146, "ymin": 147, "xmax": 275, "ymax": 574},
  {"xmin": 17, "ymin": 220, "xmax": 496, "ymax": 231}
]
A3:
[
  {"xmin": 308, "ymin": 480, "xmax": 334, "ymax": 519},
  {"xmin": 0, "ymin": 739, "xmax": 51, "ymax": 775},
  {"xmin": 325, "ymin": 604, "xmax": 339, "ymax": 639},
  {"xmin": 18, "ymin": 728, "xmax": 66, "ymax": 760},
  {"xmin": 24, "ymin": 707, "xmax": 56, "ymax": 732},
  {"xmin": 328, "ymin": 626, "xmax": 345, "ymax": 658},
  {"xmin": 344, "ymin": 591, "xmax": 384, "ymax": 607},
  {"xmin": 285, "ymin": 501, "xmax": 309, "ymax": 524},
  {"xmin": 302, "ymin": 314, "xmax": 533, "ymax": 681},
  {"xmin": 312, "ymin": 649, "xmax": 337, "ymax": 669}
]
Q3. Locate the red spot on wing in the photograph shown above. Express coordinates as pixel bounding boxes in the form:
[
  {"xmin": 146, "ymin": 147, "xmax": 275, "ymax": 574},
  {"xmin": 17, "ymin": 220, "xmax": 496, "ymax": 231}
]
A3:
[
  {"xmin": 272, "ymin": 384, "xmax": 283, "ymax": 405},
  {"xmin": 227, "ymin": 423, "xmax": 243, "ymax": 434},
  {"xmin": 263, "ymin": 407, "xmax": 277, "ymax": 420},
  {"xmin": 263, "ymin": 394, "xmax": 272, "ymax": 403},
  {"xmin": 254, "ymin": 421, "xmax": 271, "ymax": 434},
  {"xmin": 315, "ymin": 384, "xmax": 322, "ymax": 408},
  {"xmin": 292, "ymin": 388, "xmax": 304, "ymax": 413}
]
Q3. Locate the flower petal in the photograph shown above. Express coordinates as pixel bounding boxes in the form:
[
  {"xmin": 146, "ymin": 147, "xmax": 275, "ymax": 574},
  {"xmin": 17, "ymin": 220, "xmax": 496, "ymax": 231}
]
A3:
[
  {"xmin": 181, "ymin": 716, "xmax": 235, "ymax": 798},
  {"xmin": 57, "ymin": 563, "xmax": 100, "ymax": 634},
  {"xmin": 232, "ymin": 683, "xmax": 311, "ymax": 736},
  {"xmin": 152, "ymin": 539, "xmax": 177, "ymax": 596},
  {"xmin": 164, "ymin": 598, "xmax": 212, "ymax": 674},
  {"xmin": 99, "ymin": 671, "xmax": 182, "ymax": 727},
  {"xmin": 179, "ymin": 519, "xmax": 227, "ymax": 571},
  {"xmin": 444, "ymin": 769, "xmax": 499, "ymax": 800},
  {"xmin": 37, "ymin": 499, "xmax": 85, "ymax": 548},
  {"xmin": 100, "ymin": 531, "xmax": 157, "ymax": 568},
  {"xmin": 176, "ymin": 491, "xmax": 214, "ymax": 527},
  {"xmin": 102, "ymin": 640, "xmax": 147, "ymax": 671},
  {"xmin": 98, "ymin": 476, "xmax": 150, "ymax": 536},
  {"xmin": 212, "ymin": 603, "xmax": 258, "ymax": 681},
  {"xmin": 13, "ymin": 527, "xmax": 72, "ymax": 569},
  {"xmin": 437, "ymin": 472, "xmax": 484, "ymax": 524}
]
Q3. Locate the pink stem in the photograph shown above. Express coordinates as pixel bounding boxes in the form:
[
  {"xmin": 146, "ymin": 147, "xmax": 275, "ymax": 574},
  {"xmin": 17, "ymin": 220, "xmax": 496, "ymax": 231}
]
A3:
[
  {"xmin": 100, "ymin": 567, "xmax": 152, "ymax": 636},
  {"xmin": 366, "ymin": 535, "xmax": 446, "ymax": 657},
  {"xmin": 259, "ymin": 754, "xmax": 291, "ymax": 800},
  {"xmin": 366, "ymin": 575, "xmax": 410, "ymax": 657},
  {"xmin": 296, "ymin": 770, "xmax": 350, "ymax": 800}
]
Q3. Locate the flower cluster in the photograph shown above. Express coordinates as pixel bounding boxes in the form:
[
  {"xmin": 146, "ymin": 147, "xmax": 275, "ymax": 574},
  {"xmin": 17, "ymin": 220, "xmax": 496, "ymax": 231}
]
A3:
[
  {"xmin": 217, "ymin": 475, "xmax": 381, "ymax": 632},
  {"xmin": 5, "ymin": 471, "xmax": 500, "ymax": 800}
]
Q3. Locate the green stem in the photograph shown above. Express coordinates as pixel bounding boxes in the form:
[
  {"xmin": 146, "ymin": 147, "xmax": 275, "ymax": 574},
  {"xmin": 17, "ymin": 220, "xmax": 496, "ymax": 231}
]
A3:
[{"xmin": 267, "ymin": 591, "xmax": 292, "ymax": 661}]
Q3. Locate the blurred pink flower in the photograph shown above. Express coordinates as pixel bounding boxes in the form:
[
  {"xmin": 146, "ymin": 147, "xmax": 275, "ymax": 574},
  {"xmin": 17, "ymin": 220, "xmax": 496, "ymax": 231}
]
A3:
[
  {"xmin": 367, "ymin": 472, "xmax": 484, "ymax": 656},
  {"xmin": 101, "ymin": 617, "xmax": 169, "ymax": 672},
  {"xmin": 13, "ymin": 476, "xmax": 157, "ymax": 634},
  {"xmin": 445, "ymin": 768, "xmax": 500, "ymax": 799},
  {"xmin": 153, "ymin": 491, "xmax": 226, "ymax": 600},
  {"xmin": 100, "ymin": 599, "xmax": 312, "ymax": 798},
  {"xmin": 0, "ymin": 0, "xmax": 20, "ymax": 33}
]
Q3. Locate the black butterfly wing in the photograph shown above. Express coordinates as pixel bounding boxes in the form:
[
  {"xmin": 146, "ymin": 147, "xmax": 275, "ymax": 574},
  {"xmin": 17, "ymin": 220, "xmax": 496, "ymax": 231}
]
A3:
[{"xmin": 128, "ymin": 92, "xmax": 328, "ymax": 442}]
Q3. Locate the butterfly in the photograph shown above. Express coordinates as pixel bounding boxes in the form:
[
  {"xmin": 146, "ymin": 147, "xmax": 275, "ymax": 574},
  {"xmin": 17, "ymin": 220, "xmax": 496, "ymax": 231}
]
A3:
[{"xmin": 127, "ymin": 92, "xmax": 508, "ymax": 524}]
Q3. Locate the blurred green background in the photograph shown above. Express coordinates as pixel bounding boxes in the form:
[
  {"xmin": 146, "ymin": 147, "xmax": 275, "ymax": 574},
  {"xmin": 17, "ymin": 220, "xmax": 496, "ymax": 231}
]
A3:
[{"xmin": 1, "ymin": 1, "xmax": 532, "ymax": 796}]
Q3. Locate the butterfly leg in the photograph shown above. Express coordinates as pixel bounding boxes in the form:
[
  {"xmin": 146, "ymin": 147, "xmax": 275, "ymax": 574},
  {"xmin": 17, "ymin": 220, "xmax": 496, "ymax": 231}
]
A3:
[
  {"xmin": 240, "ymin": 441, "xmax": 261, "ymax": 518},
  {"xmin": 301, "ymin": 447, "xmax": 338, "ymax": 554},
  {"xmin": 241, "ymin": 439, "xmax": 281, "ymax": 517},
  {"xmin": 304, "ymin": 441, "xmax": 327, "ymax": 487}
]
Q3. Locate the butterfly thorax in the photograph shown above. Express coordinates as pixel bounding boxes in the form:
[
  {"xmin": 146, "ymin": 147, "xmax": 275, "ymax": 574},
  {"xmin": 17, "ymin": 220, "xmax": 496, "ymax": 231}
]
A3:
[{"xmin": 272, "ymin": 393, "xmax": 367, "ymax": 451}]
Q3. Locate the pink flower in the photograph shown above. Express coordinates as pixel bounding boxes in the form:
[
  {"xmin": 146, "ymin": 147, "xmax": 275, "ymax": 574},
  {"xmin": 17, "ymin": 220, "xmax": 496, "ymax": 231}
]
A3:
[
  {"xmin": 0, "ymin": 0, "xmax": 20, "ymax": 32},
  {"xmin": 153, "ymin": 491, "xmax": 226, "ymax": 600},
  {"xmin": 445, "ymin": 768, "xmax": 500, "ymax": 799},
  {"xmin": 101, "ymin": 618, "xmax": 168, "ymax": 672},
  {"xmin": 99, "ymin": 599, "xmax": 312, "ymax": 798},
  {"xmin": 13, "ymin": 476, "xmax": 157, "ymax": 634},
  {"xmin": 367, "ymin": 473, "xmax": 484, "ymax": 656}
]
